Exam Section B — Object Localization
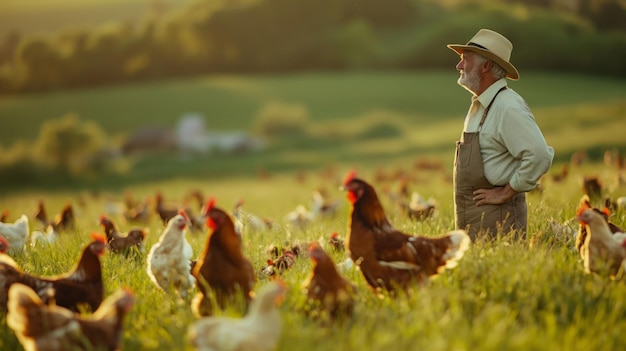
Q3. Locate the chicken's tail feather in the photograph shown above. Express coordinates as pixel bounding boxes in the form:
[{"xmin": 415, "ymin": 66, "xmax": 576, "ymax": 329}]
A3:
[{"xmin": 442, "ymin": 230, "xmax": 471, "ymax": 269}]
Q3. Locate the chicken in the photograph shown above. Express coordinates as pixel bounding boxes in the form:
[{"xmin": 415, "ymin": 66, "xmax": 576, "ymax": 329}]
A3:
[
  {"xmin": 302, "ymin": 242, "xmax": 356, "ymax": 320},
  {"xmin": 0, "ymin": 233, "xmax": 106, "ymax": 312},
  {"xmin": 0, "ymin": 235, "xmax": 17, "ymax": 267},
  {"xmin": 191, "ymin": 198, "xmax": 255, "ymax": 317},
  {"xmin": 311, "ymin": 189, "xmax": 340, "ymax": 218},
  {"xmin": 188, "ymin": 281, "xmax": 286, "ymax": 351},
  {"xmin": 1, "ymin": 209, "xmax": 9, "ymax": 222},
  {"xmin": 146, "ymin": 210, "xmax": 195, "ymax": 298},
  {"xmin": 98, "ymin": 215, "xmax": 147, "ymax": 254},
  {"xmin": 34, "ymin": 200, "xmax": 49, "ymax": 229},
  {"xmin": 154, "ymin": 191, "xmax": 180, "ymax": 225},
  {"xmin": 577, "ymin": 201, "xmax": 626, "ymax": 279},
  {"xmin": 0, "ymin": 214, "xmax": 29, "ymax": 252},
  {"xmin": 284, "ymin": 205, "xmax": 314, "ymax": 230},
  {"xmin": 328, "ymin": 232, "xmax": 345, "ymax": 252},
  {"xmin": 50, "ymin": 203, "xmax": 75, "ymax": 233},
  {"xmin": 404, "ymin": 192, "xmax": 437, "ymax": 221},
  {"xmin": 260, "ymin": 249, "xmax": 296, "ymax": 277},
  {"xmin": 7, "ymin": 283, "xmax": 135, "ymax": 351},
  {"xmin": 341, "ymin": 170, "xmax": 471, "ymax": 291},
  {"xmin": 582, "ymin": 176, "xmax": 603, "ymax": 202},
  {"xmin": 575, "ymin": 195, "xmax": 623, "ymax": 256},
  {"xmin": 124, "ymin": 196, "xmax": 151, "ymax": 224},
  {"xmin": 29, "ymin": 226, "xmax": 58, "ymax": 248},
  {"xmin": 232, "ymin": 198, "xmax": 273, "ymax": 235}
]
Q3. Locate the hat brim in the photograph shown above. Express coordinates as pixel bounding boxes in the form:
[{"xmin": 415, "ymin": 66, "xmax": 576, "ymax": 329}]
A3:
[{"xmin": 447, "ymin": 44, "xmax": 519, "ymax": 80}]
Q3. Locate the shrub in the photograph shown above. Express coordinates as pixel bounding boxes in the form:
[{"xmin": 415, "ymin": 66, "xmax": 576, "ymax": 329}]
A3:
[
  {"xmin": 32, "ymin": 113, "xmax": 108, "ymax": 176},
  {"xmin": 252, "ymin": 101, "xmax": 310, "ymax": 138}
]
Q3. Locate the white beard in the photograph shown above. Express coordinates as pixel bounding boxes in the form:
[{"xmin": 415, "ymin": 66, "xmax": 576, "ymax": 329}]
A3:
[{"xmin": 457, "ymin": 67, "xmax": 481, "ymax": 95}]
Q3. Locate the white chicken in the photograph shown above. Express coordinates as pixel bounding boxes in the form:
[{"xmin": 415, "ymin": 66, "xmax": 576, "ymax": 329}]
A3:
[
  {"xmin": 0, "ymin": 214, "xmax": 29, "ymax": 252},
  {"xmin": 232, "ymin": 198, "xmax": 271, "ymax": 235},
  {"xmin": 284, "ymin": 205, "xmax": 314, "ymax": 230},
  {"xmin": 577, "ymin": 206, "xmax": 626, "ymax": 279},
  {"xmin": 188, "ymin": 281, "xmax": 286, "ymax": 351},
  {"xmin": 29, "ymin": 226, "xmax": 58, "ymax": 248},
  {"xmin": 147, "ymin": 211, "xmax": 195, "ymax": 298}
]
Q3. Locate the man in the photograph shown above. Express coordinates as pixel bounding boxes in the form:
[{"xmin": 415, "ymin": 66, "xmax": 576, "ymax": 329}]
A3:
[{"xmin": 447, "ymin": 29, "xmax": 554, "ymax": 240}]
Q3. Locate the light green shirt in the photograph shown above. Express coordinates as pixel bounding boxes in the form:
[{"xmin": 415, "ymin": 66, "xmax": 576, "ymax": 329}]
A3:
[{"xmin": 463, "ymin": 79, "xmax": 554, "ymax": 192}]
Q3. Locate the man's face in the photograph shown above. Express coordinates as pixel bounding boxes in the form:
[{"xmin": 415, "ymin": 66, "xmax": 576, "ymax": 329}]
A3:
[{"xmin": 456, "ymin": 51, "xmax": 483, "ymax": 95}]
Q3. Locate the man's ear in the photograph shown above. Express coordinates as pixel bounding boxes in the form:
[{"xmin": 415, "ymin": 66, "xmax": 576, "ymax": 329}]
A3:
[{"xmin": 481, "ymin": 60, "xmax": 493, "ymax": 74}]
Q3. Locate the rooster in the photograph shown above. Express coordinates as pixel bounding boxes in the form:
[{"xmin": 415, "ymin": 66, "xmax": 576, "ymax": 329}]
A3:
[
  {"xmin": 575, "ymin": 195, "xmax": 623, "ymax": 257},
  {"xmin": 7, "ymin": 283, "xmax": 135, "ymax": 351},
  {"xmin": 341, "ymin": 170, "xmax": 471, "ymax": 291},
  {"xmin": 302, "ymin": 242, "xmax": 356, "ymax": 320},
  {"xmin": 188, "ymin": 281, "xmax": 286, "ymax": 351},
  {"xmin": 191, "ymin": 198, "xmax": 255, "ymax": 317},
  {"xmin": 0, "ymin": 214, "xmax": 29, "ymax": 252},
  {"xmin": 147, "ymin": 210, "xmax": 195, "ymax": 298},
  {"xmin": 98, "ymin": 215, "xmax": 147, "ymax": 255},
  {"xmin": 0, "ymin": 233, "xmax": 106, "ymax": 312},
  {"xmin": 577, "ymin": 201, "xmax": 626, "ymax": 279}
]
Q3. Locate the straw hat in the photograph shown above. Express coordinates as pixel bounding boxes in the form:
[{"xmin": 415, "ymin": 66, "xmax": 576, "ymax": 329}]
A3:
[{"xmin": 447, "ymin": 29, "xmax": 519, "ymax": 80}]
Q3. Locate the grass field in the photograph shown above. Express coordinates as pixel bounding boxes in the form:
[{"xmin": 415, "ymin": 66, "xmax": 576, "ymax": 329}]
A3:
[
  {"xmin": 0, "ymin": 159, "xmax": 625, "ymax": 351},
  {"xmin": 1, "ymin": 71, "xmax": 625, "ymax": 193},
  {"xmin": 0, "ymin": 71, "xmax": 626, "ymax": 349}
]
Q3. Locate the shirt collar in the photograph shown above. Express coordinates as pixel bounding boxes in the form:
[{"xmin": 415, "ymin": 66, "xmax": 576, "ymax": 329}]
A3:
[{"xmin": 473, "ymin": 78, "xmax": 508, "ymax": 108}]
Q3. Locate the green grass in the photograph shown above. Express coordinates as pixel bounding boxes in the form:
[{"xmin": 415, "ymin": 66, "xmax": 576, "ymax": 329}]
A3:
[
  {"xmin": 1, "ymin": 160, "xmax": 626, "ymax": 350},
  {"xmin": 1, "ymin": 71, "xmax": 625, "ymax": 193}
]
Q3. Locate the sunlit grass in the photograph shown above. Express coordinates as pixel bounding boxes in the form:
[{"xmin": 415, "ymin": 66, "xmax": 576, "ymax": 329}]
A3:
[{"xmin": 1, "ymin": 160, "xmax": 625, "ymax": 350}]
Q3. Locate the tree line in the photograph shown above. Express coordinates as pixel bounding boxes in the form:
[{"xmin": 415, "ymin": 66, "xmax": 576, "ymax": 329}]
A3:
[{"xmin": 0, "ymin": 0, "xmax": 624, "ymax": 94}]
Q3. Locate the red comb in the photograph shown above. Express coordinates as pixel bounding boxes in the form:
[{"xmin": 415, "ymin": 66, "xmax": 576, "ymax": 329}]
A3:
[
  {"xmin": 98, "ymin": 214, "xmax": 107, "ymax": 221},
  {"xmin": 308, "ymin": 241, "xmax": 320, "ymax": 251},
  {"xmin": 330, "ymin": 232, "xmax": 338, "ymax": 238},
  {"xmin": 91, "ymin": 232, "xmax": 106, "ymax": 243},
  {"xmin": 343, "ymin": 170, "xmax": 357, "ymax": 186},
  {"xmin": 603, "ymin": 207, "xmax": 611, "ymax": 218},
  {"xmin": 178, "ymin": 209, "xmax": 189, "ymax": 221},
  {"xmin": 202, "ymin": 197, "xmax": 216, "ymax": 216}
]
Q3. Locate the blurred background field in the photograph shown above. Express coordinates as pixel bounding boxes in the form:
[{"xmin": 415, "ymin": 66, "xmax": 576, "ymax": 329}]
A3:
[{"xmin": 0, "ymin": 0, "xmax": 624, "ymax": 193}]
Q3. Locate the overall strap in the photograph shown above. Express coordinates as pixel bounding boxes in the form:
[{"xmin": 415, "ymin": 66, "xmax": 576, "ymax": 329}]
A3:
[{"xmin": 478, "ymin": 86, "xmax": 507, "ymax": 132}]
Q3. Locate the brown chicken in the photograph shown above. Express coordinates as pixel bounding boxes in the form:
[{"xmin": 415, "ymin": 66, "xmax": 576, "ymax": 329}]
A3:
[
  {"xmin": 50, "ymin": 202, "xmax": 75, "ymax": 233},
  {"xmin": 98, "ymin": 215, "xmax": 147, "ymax": 254},
  {"xmin": 577, "ymin": 200, "xmax": 626, "ymax": 279},
  {"xmin": 261, "ymin": 249, "xmax": 296, "ymax": 277},
  {"xmin": 341, "ymin": 170, "xmax": 471, "ymax": 291},
  {"xmin": 191, "ymin": 198, "xmax": 255, "ymax": 317},
  {"xmin": 154, "ymin": 191, "xmax": 179, "ymax": 225},
  {"xmin": 302, "ymin": 242, "xmax": 356, "ymax": 320},
  {"xmin": 123, "ymin": 196, "xmax": 152, "ymax": 225},
  {"xmin": 7, "ymin": 283, "xmax": 135, "ymax": 351},
  {"xmin": 34, "ymin": 199, "xmax": 49, "ymax": 229},
  {"xmin": 575, "ymin": 195, "xmax": 623, "ymax": 256},
  {"xmin": 328, "ymin": 232, "xmax": 345, "ymax": 252},
  {"xmin": 0, "ymin": 233, "xmax": 106, "ymax": 312}
]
